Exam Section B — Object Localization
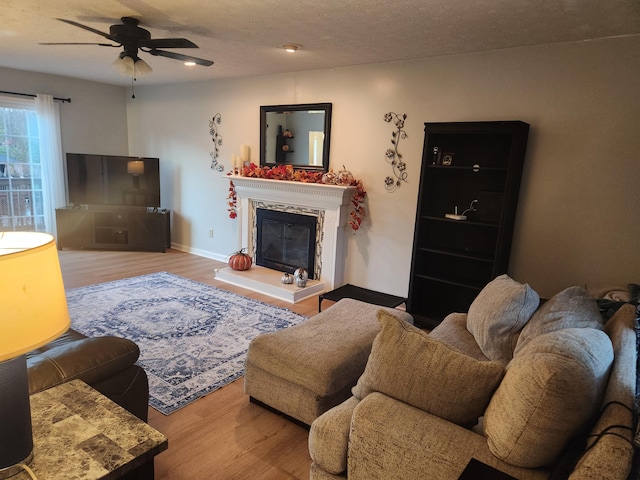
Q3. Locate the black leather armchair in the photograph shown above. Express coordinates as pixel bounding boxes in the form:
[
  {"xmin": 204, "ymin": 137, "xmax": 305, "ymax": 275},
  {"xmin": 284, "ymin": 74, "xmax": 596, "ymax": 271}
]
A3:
[{"xmin": 26, "ymin": 328, "xmax": 149, "ymax": 421}]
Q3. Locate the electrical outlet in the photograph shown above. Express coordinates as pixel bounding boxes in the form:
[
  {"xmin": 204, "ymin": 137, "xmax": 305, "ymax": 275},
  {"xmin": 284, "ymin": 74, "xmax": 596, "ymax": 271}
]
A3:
[{"xmin": 208, "ymin": 229, "xmax": 214, "ymax": 238}]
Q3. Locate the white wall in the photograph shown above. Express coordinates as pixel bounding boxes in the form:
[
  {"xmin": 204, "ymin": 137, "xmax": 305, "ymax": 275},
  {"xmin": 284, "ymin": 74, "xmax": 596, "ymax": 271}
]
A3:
[{"xmin": 0, "ymin": 67, "xmax": 128, "ymax": 156}]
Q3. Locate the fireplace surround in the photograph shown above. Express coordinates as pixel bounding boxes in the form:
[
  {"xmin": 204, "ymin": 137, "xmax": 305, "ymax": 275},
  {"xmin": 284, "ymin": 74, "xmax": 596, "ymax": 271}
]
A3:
[{"xmin": 216, "ymin": 176, "xmax": 356, "ymax": 302}]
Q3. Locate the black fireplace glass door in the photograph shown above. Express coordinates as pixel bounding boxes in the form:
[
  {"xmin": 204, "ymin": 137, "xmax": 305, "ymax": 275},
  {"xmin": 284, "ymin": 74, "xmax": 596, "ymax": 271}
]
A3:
[{"xmin": 256, "ymin": 209, "xmax": 316, "ymax": 278}]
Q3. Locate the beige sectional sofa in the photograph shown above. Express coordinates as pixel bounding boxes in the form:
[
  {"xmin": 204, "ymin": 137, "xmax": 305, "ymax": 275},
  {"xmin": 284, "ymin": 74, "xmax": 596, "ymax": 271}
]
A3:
[{"xmin": 309, "ymin": 275, "xmax": 638, "ymax": 479}]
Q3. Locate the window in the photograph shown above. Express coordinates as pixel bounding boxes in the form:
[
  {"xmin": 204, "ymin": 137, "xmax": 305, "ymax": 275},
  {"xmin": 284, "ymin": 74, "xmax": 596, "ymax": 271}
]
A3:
[{"xmin": 0, "ymin": 104, "xmax": 44, "ymax": 231}]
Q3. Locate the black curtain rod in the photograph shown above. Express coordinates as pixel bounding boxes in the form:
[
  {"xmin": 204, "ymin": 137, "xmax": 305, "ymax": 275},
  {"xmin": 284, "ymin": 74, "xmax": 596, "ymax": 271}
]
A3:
[{"xmin": 0, "ymin": 90, "xmax": 71, "ymax": 103}]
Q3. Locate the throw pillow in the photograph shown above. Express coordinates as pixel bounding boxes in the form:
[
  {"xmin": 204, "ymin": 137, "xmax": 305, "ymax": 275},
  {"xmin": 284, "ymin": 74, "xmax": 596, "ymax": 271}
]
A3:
[
  {"xmin": 430, "ymin": 313, "xmax": 488, "ymax": 361},
  {"xmin": 466, "ymin": 274, "xmax": 540, "ymax": 364},
  {"xmin": 484, "ymin": 327, "xmax": 613, "ymax": 468},
  {"xmin": 352, "ymin": 310, "xmax": 504, "ymax": 426},
  {"xmin": 514, "ymin": 286, "xmax": 603, "ymax": 355}
]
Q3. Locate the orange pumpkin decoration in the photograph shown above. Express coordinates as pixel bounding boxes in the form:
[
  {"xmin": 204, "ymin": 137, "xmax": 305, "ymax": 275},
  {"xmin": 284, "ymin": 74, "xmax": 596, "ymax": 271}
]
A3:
[{"xmin": 228, "ymin": 249, "xmax": 252, "ymax": 271}]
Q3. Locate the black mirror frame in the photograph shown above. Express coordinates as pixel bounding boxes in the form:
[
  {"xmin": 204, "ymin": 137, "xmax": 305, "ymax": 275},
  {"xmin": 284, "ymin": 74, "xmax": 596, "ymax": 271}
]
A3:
[{"xmin": 259, "ymin": 103, "xmax": 332, "ymax": 172}]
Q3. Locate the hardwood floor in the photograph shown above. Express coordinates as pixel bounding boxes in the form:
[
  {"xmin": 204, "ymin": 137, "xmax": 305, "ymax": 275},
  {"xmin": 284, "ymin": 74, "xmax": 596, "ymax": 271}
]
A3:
[{"xmin": 58, "ymin": 248, "xmax": 327, "ymax": 480}]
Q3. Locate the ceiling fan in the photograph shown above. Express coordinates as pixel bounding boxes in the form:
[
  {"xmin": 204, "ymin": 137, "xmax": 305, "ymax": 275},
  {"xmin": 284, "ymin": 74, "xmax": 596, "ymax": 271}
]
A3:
[{"xmin": 41, "ymin": 17, "xmax": 214, "ymax": 79}]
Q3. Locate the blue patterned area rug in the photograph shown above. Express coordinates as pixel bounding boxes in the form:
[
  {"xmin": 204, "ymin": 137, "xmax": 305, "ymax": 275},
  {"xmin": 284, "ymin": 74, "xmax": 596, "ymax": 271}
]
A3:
[{"xmin": 66, "ymin": 272, "xmax": 307, "ymax": 415}]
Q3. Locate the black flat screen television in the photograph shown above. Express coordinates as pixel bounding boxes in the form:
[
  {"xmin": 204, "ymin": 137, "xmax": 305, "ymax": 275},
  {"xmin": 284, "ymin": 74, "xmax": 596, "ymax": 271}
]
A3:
[{"xmin": 66, "ymin": 153, "xmax": 161, "ymax": 208}]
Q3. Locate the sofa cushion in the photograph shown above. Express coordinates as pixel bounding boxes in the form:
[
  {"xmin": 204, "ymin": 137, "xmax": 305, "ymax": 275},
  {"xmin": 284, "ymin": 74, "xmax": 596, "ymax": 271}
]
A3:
[
  {"xmin": 352, "ymin": 310, "xmax": 504, "ymax": 426},
  {"xmin": 484, "ymin": 327, "xmax": 613, "ymax": 468},
  {"xmin": 429, "ymin": 312, "xmax": 488, "ymax": 361},
  {"xmin": 515, "ymin": 286, "xmax": 603, "ymax": 355},
  {"xmin": 467, "ymin": 274, "xmax": 540, "ymax": 364}
]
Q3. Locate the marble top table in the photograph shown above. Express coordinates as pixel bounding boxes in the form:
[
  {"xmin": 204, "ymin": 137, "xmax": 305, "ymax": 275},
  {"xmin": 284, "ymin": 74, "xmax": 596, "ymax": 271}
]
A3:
[{"xmin": 14, "ymin": 380, "xmax": 167, "ymax": 479}]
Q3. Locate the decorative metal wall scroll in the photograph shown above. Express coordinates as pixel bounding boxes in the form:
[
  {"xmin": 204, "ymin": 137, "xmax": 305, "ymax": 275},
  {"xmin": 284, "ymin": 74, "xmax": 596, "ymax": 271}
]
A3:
[
  {"xmin": 383, "ymin": 112, "xmax": 408, "ymax": 192},
  {"xmin": 209, "ymin": 113, "xmax": 224, "ymax": 171}
]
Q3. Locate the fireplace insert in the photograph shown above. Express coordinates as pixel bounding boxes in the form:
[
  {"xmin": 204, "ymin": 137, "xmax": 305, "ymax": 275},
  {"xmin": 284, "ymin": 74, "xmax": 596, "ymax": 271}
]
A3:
[{"xmin": 256, "ymin": 209, "xmax": 317, "ymax": 279}]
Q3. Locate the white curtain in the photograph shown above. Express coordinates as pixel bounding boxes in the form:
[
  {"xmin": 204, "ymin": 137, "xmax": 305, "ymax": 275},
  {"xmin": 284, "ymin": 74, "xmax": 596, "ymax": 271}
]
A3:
[{"xmin": 36, "ymin": 94, "xmax": 66, "ymax": 236}]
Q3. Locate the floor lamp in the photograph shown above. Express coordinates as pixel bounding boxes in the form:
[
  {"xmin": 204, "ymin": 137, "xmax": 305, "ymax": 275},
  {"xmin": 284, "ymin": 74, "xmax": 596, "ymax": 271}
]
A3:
[{"xmin": 0, "ymin": 232, "xmax": 70, "ymax": 478}]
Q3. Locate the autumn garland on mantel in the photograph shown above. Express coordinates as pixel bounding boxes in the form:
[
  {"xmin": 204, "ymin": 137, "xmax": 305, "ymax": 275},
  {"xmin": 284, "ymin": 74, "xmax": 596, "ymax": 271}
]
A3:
[{"xmin": 227, "ymin": 163, "xmax": 366, "ymax": 232}]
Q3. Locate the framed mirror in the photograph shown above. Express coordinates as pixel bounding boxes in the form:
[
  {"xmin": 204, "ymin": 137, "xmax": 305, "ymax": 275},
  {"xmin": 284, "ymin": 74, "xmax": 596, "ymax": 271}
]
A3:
[{"xmin": 260, "ymin": 103, "xmax": 332, "ymax": 172}]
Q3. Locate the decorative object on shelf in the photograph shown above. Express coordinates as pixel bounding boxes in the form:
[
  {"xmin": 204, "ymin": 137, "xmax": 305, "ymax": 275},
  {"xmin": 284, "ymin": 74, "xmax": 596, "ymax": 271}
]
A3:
[
  {"xmin": 445, "ymin": 206, "xmax": 467, "ymax": 221},
  {"xmin": 228, "ymin": 248, "xmax": 252, "ymax": 271},
  {"xmin": 241, "ymin": 144, "xmax": 250, "ymax": 163},
  {"xmin": 282, "ymin": 129, "xmax": 294, "ymax": 138},
  {"xmin": 383, "ymin": 112, "xmax": 408, "ymax": 192},
  {"xmin": 230, "ymin": 144, "xmax": 251, "ymax": 175},
  {"xmin": 463, "ymin": 199, "xmax": 478, "ymax": 216},
  {"xmin": 321, "ymin": 170, "xmax": 337, "ymax": 184},
  {"xmin": 336, "ymin": 165, "xmax": 355, "ymax": 185},
  {"xmin": 432, "ymin": 146, "xmax": 440, "ymax": 165},
  {"xmin": 226, "ymin": 163, "xmax": 366, "ymax": 232},
  {"xmin": 321, "ymin": 165, "xmax": 365, "ymax": 231},
  {"xmin": 209, "ymin": 113, "xmax": 224, "ymax": 172},
  {"xmin": 441, "ymin": 152, "xmax": 454, "ymax": 166},
  {"xmin": 294, "ymin": 267, "xmax": 308, "ymax": 287},
  {"xmin": 445, "ymin": 199, "xmax": 478, "ymax": 221},
  {"xmin": 281, "ymin": 272, "xmax": 294, "ymax": 284}
]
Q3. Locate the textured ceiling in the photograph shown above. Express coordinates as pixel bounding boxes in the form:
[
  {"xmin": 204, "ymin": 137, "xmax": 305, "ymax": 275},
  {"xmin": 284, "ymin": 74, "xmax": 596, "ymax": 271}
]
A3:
[{"xmin": 1, "ymin": 0, "xmax": 639, "ymax": 86}]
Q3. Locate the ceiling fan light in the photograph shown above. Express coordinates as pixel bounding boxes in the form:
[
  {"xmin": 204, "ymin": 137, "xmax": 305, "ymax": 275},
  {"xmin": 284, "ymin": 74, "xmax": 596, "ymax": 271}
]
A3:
[
  {"xmin": 134, "ymin": 58, "xmax": 153, "ymax": 77},
  {"xmin": 112, "ymin": 55, "xmax": 152, "ymax": 78},
  {"xmin": 113, "ymin": 55, "xmax": 135, "ymax": 76}
]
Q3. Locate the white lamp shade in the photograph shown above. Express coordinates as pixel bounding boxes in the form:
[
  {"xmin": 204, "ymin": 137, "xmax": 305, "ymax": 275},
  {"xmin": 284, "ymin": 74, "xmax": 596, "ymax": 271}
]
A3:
[{"xmin": 0, "ymin": 232, "xmax": 70, "ymax": 361}]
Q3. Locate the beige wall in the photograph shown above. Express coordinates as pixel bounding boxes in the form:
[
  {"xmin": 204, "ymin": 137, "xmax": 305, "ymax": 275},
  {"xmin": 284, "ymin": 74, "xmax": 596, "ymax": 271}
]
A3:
[{"xmin": 126, "ymin": 35, "xmax": 639, "ymax": 299}]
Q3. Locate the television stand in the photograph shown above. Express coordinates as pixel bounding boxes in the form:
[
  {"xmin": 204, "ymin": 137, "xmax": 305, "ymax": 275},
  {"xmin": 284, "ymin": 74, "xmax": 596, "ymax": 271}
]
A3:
[{"xmin": 56, "ymin": 207, "xmax": 170, "ymax": 252}]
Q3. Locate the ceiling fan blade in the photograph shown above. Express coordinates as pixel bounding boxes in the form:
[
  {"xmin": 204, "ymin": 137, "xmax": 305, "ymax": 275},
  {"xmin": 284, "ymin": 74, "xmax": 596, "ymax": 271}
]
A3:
[
  {"xmin": 39, "ymin": 42, "xmax": 118, "ymax": 47},
  {"xmin": 56, "ymin": 18, "xmax": 119, "ymax": 43},
  {"xmin": 141, "ymin": 38, "xmax": 199, "ymax": 49},
  {"xmin": 147, "ymin": 49, "xmax": 214, "ymax": 66}
]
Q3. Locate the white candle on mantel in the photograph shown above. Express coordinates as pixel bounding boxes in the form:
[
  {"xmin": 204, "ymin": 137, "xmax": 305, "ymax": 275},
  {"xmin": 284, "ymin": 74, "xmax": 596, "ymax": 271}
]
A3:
[{"xmin": 240, "ymin": 144, "xmax": 250, "ymax": 164}]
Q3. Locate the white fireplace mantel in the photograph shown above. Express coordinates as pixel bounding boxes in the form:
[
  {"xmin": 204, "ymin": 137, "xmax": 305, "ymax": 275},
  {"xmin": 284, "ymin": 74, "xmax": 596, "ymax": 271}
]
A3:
[
  {"xmin": 230, "ymin": 175, "xmax": 356, "ymax": 294},
  {"xmin": 231, "ymin": 176, "xmax": 356, "ymax": 211}
]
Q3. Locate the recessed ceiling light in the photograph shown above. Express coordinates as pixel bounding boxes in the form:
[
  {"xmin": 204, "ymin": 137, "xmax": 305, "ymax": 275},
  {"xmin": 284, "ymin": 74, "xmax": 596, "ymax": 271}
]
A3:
[
  {"xmin": 280, "ymin": 44, "xmax": 302, "ymax": 53},
  {"xmin": 184, "ymin": 61, "xmax": 196, "ymax": 66}
]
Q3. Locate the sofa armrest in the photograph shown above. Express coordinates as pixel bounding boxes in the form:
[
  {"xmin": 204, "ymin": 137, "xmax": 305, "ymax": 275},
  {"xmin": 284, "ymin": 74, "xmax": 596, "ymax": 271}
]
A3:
[
  {"xmin": 309, "ymin": 396, "xmax": 360, "ymax": 475},
  {"xmin": 27, "ymin": 336, "xmax": 140, "ymax": 394},
  {"xmin": 347, "ymin": 392, "xmax": 551, "ymax": 480}
]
